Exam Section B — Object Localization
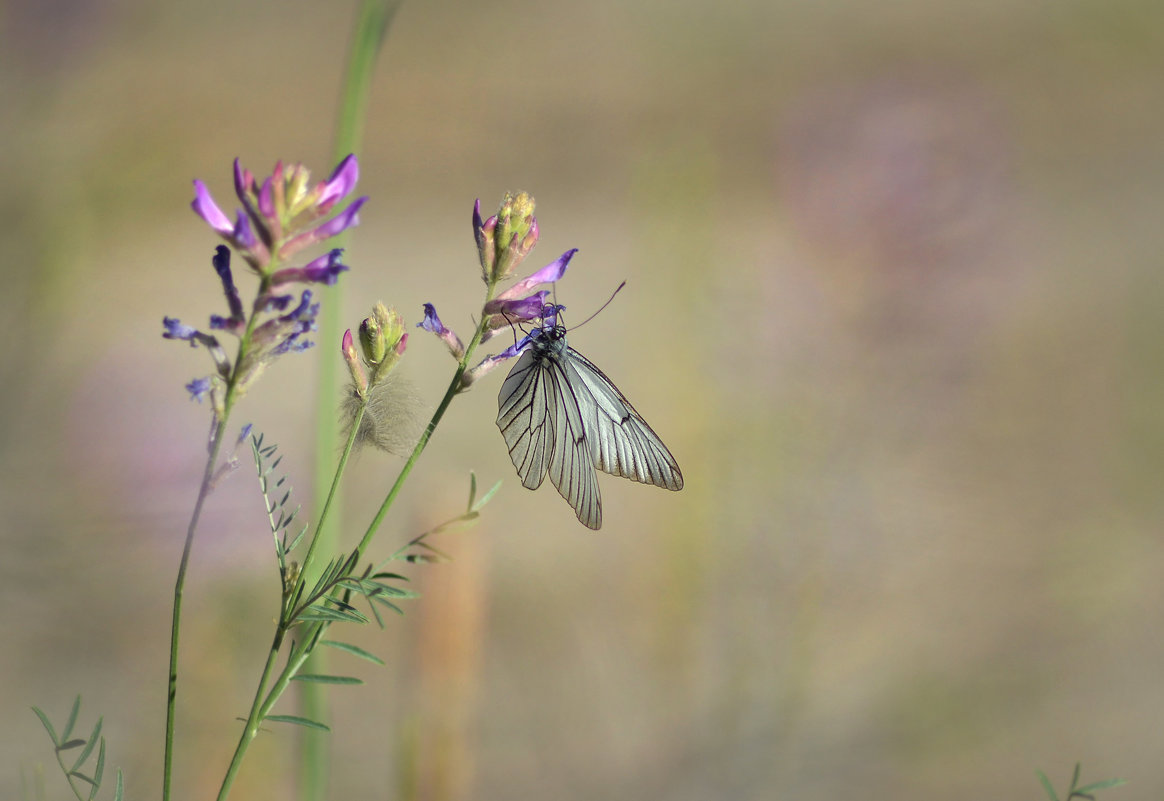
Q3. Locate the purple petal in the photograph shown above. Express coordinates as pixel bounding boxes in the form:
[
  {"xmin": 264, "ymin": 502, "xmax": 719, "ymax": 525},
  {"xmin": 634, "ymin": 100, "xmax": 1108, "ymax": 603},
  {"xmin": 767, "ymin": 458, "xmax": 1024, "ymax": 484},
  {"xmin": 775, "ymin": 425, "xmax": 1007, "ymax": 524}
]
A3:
[
  {"xmin": 418, "ymin": 303, "xmax": 447, "ymax": 334},
  {"xmin": 313, "ymin": 196, "xmax": 367, "ymax": 239},
  {"xmin": 271, "ymin": 249, "xmax": 350, "ymax": 287},
  {"xmin": 233, "ymin": 212, "xmax": 256, "ymax": 249},
  {"xmin": 279, "ymin": 196, "xmax": 369, "ymax": 258},
  {"xmin": 482, "ymin": 290, "xmax": 549, "ymax": 320},
  {"xmin": 186, "ymin": 377, "xmax": 212, "ymax": 402},
  {"xmin": 496, "ymin": 335, "xmax": 531, "ymax": 361},
  {"xmin": 211, "ymin": 245, "xmax": 246, "ymax": 321},
  {"xmin": 302, "ymin": 248, "xmax": 349, "ymax": 284},
  {"xmin": 495, "ymin": 248, "xmax": 578, "ymax": 300},
  {"xmin": 233, "ymin": 159, "xmax": 251, "ymax": 202},
  {"xmin": 416, "ymin": 303, "xmax": 464, "ymax": 358},
  {"xmin": 317, "ymin": 154, "xmax": 359, "ymax": 209},
  {"xmin": 191, "ymin": 181, "xmax": 233, "ymax": 235},
  {"xmin": 258, "ymin": 177, "xmax": 276, "ymax": 219},
  {"xmin": 259, "ymin": 293, "xmax": 295, "ymax": 312},
  {"xmin": 473, "ymin": 198, "xmax": 485, "ymax": 249},
  {"xmin": 163, "ymin": 316, "xmax": 199, "ymax": 342},
  {"xmin": 281, "ymin": 290, "xmax": 317, "ymax": 323}
]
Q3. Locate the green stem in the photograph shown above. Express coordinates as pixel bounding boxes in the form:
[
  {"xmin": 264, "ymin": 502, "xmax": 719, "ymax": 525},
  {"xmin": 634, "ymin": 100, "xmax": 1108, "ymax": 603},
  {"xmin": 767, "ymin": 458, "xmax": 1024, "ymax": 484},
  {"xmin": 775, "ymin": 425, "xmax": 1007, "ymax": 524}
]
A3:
[
  {"xmin": 214, "ymin": 279, "xmax": 499, "ymax": 801},
  {"xmin": 355, "ymin": 281, "xmax": 499, "ymax": 558},
  {"xmin": 214, "ymin": 636, "xmax": 283, "ymax": 801},
  {"xmin": 302, "ymin": 5, "xmax": 400, "ymax": 797},
  {"xmin": 163, "ymin": 279, "xmax": 269, "ymax": 801},
  {"xmin": 162, "ymin": 417, "xmax": 227, "ymax": 801},
  {"xmin": 53, "ymin": 743, "xmax": 92, "ymax": 801},
  {"xmin": 301, "ymin": 403, "xmax": 366, "ymax": 582}
]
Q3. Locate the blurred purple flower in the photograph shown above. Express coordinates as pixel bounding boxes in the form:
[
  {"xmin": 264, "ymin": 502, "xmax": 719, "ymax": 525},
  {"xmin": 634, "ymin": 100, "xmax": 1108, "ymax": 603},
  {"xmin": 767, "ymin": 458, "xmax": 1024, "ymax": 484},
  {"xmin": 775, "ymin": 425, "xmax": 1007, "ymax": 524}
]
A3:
[
  {"xmin": 162, "ymin": 316, "xmax": 200, "ymax": 344},
  {"xmin": 211, "ymin": 245, "xmax": 245, "ymax": 327},
  {"xmin": 279, "ymin": 196, "xmax": 368, "ymax": 259},
  {"xmin": 271, "ymin": 248, "xmax": 349, "ymax": 286},
  {"xmin": 186, "ymin": 377, "xmax": 212, "ymax": 402}
]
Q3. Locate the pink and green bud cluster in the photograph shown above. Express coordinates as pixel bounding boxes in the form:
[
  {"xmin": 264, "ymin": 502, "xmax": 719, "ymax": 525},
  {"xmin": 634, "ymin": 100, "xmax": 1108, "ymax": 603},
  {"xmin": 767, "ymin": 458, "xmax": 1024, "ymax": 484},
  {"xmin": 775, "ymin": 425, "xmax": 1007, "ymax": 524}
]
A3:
[
  {"xmin": 475, "ymin": 191, "xmax": 539, "ymax": 284},
  {"xmin": 192, "ymin": 155, "xmax": 367, "ymax": 276},
  {"xmin": 420, "ymin": 194, "xmax": 578, "ymax": 384},
  {"xmin": 345, "ymin": 302, "xmax": 408, "ymax": 396}
]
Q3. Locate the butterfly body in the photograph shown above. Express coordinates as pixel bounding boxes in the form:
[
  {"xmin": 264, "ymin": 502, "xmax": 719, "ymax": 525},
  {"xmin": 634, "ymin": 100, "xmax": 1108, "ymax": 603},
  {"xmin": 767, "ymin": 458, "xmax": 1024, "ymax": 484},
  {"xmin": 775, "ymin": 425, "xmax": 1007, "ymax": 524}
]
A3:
[{"xmin": 496, "ymin": 323, "xmax": 683, "ymax": 529}]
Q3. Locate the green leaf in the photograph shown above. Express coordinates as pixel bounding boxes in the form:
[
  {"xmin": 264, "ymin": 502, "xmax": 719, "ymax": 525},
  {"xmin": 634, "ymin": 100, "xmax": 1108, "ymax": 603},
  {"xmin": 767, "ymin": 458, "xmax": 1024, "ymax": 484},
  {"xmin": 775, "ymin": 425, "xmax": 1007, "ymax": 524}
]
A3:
[
  {"xmin": 112, "ymin": 770, "xmax": 124, "ymax": 801},
  {"xmin": 296, "ymin": 605, "xmax": 368, "ymax": 624},
  {"xmin": 1037, "ymin": 770, "xmax": 1061, "ymax": 801},
  {"xmin": 265, "ymin": 715, "xmax": 331, "ymax": 732},
  {"xmin": 286, "ymin": 524, "xmax": 307, "ymax": 553},
  {"xmin": 292, "ymin": 674, "xmax": 364, "ymax": 685},
  {"xmin": 369, "ymin": 594, "xmax": 404, "ymax": 615},
  {"xmin": 71, "ymin": 718, "xmax": 102, "ymax": 772},
  {"xmin": 57, "ymin": 739, "xmax": 87, "ymax": 751},
  {"xmin": 370, "ymin": 583, "xmax": 418, "ymax": 599},
  {"xmin": 365, "ymin": 596, "xmax": 385, "ymax": 628},
  {"xmin": 1075, "ymin": 778, "xmax": 1127, "ymax": 794},
  {"xmin": 31, "ymin": 706, "xmax": 59, "ymax": 747},
  {"xmin": 332, "ymin": 594, "xmax": 366, "ymax": 612},
  {"xmin": 472, "ymin": 479, "xmax": 502, "ymax": 512},
  {"xmin": 61, "ymin": 696, "xmax": 82, "ymax": 743},
  {"xmin": 320, "ymin": 640, "xmax": 385, "ymax": 666},
  {"xmin": 336, "ymin": 578, "xmax": 377, "ymax": 595},
  {"xmin": 68, "ymin": 772, "xmax": 98, "ymax": 788},
  {"xmin": 90, "ymin": 738, "xmax": 106, "ymax": 800}
]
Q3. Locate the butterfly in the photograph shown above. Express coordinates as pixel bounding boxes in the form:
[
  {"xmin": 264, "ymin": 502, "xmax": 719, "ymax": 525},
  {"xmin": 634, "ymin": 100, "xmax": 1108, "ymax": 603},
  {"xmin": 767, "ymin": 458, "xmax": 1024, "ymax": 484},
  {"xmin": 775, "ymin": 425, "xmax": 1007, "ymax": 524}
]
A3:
[{"xmin": 496, "ymin": 310, "xmax": 683, "ymax": 529}]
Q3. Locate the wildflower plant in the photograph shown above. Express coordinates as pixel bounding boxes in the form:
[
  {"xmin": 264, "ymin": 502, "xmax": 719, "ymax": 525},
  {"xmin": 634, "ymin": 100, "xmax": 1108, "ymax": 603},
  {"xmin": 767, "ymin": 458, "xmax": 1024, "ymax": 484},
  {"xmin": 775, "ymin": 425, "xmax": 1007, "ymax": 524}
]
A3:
[{"xmin": 50, "ymin": 155, "xmax": 585, "ymax": 801}]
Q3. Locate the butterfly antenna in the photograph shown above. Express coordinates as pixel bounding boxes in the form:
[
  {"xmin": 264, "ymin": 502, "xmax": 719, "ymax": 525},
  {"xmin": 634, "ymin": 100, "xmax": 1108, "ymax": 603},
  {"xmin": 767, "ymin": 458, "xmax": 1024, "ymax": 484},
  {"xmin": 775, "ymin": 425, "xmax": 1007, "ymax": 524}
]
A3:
[{"xmin": 569, "ymin": 281, "xmax": 626, "ymax": 331}]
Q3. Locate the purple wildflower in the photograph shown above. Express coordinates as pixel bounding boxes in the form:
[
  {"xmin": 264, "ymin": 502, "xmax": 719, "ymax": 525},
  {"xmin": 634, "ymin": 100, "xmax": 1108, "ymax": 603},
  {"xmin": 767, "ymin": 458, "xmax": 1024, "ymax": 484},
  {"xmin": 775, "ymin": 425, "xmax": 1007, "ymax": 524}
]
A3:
[
  {"xmin": 195, "ymin": 155, "xmax": 366, "ymax": 273},
  {"xmin": 483, "ymin": 290, "xmax": 550, "ymax": 320},
  {"xmin": 186, "ymin": 377, "xmax": 212, "ymax": 402},
  {"xmin": 191, "ymin": 180, "xmax": 270, "ymax": 265},
  {"xmin": 163, "ymin": 317, "xmax": 200, "ymax": 344},
  {"xmin": 317, "ymin": 154, "xmax": 359, "ymax": 211},
  {"xmin": 417, "ymin": 303, "xmax": 465, "ymax": 359},
  {"xmin": 494, "ymin": 249, "xmax": 577, "ymax": 302},
  {"xmin": 279, "ymin": 196, "xmax": 368, "ymax": 259},
  {"xmin": 270, "ymin": 248, "xmax": 349, "ymax": 287}
]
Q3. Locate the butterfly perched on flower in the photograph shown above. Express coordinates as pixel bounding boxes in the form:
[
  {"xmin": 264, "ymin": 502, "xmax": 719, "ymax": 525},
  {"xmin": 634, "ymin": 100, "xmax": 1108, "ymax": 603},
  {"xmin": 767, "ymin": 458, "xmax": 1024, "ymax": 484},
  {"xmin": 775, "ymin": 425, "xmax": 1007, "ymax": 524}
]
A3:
[{"xmin": 496, "ymin": 305, "xmax": 683, "ymax": 529}]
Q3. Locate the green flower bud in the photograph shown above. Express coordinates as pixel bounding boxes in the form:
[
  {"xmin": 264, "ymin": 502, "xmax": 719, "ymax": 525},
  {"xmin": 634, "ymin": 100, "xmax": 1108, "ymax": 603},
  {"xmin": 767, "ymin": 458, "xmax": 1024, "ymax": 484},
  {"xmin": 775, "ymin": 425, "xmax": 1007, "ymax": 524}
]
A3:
[
  {"xmin": 490, "ymin": 191, "xmax": 538, "ymax": 281},
  {"xmin": 358, "ymin": 302, "xmax": 407, "ymax": 388}
]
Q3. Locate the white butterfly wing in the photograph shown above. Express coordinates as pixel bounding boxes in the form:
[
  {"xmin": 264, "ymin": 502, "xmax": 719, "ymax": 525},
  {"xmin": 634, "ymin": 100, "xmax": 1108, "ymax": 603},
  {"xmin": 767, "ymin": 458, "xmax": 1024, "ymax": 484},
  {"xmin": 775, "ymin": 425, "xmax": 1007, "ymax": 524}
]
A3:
[
  {"xmin": 496, "ymin": 349, "xmax": 554, "ymax": 490},
  {"xmin": 564, "ymin": 347, "xmax": 684, "ymax": 492},
  {"xmin": 497, "ymin": 349, "xmax": 603, "ymax": 529}
]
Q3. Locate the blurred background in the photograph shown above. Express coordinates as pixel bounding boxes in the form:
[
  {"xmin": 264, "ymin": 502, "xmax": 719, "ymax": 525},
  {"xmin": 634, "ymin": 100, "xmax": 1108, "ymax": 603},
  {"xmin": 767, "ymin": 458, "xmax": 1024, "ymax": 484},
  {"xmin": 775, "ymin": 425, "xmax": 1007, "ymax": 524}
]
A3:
[{"xmin": 3, "ymin": 0, "xmax": 1164, "ymax": 798}]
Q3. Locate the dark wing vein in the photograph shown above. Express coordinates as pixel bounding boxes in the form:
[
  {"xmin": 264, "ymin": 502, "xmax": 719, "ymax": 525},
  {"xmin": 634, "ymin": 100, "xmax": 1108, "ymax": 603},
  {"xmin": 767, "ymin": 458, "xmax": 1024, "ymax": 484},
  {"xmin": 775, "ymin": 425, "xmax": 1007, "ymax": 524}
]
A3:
[{"xmin": 565, "ymin": 347, "xmax": 684, "ymax": 492}]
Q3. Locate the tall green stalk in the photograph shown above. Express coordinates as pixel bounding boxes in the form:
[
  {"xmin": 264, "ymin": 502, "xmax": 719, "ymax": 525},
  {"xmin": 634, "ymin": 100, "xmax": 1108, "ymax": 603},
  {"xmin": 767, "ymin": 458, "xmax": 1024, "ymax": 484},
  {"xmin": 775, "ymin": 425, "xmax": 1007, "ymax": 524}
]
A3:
[
  {"xmin": 163, "ymin": 278, "xmax": 272, "ymax": 801},
  {"xmin": 304, "ymin": 5, "xmax": 401, "ymax": 797},
  {"xmin": 216, "ymin": 278, "xmax": 498, "ymax": 801}
]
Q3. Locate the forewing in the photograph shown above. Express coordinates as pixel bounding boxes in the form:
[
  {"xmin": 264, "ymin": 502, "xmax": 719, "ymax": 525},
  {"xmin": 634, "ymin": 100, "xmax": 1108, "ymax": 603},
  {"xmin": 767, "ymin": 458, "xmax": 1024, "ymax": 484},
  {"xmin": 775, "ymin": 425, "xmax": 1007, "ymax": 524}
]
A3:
[
  {"xmin": 543, "ymin": 355, "xmax": 603, "ymax": 530},
  {"xmin": 496, "ymin": 350, "xmax": 555, "ymax": 490},
  {"xmin": 565, "ymin": 347, "xmax": 684, "ymax": 491}
]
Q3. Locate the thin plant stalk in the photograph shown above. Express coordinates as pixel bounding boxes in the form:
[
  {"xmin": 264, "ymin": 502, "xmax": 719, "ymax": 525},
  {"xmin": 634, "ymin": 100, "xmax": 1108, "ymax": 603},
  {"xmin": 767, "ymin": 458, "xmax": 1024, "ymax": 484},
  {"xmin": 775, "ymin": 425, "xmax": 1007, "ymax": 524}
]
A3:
[
  {"xmin": 214, "ymin": 280, "xmax": 499, "ymax": 801},
  {"xmin": 163, "ymin": 289, "xmax": 271, "ymax": 801},
  {"xmin": 357, "ymin": 282, "xmax": 498, "ymax": 557},
  {"xmin": 302, "ymin": 4, "xmax": 400, "ymax": 797}
]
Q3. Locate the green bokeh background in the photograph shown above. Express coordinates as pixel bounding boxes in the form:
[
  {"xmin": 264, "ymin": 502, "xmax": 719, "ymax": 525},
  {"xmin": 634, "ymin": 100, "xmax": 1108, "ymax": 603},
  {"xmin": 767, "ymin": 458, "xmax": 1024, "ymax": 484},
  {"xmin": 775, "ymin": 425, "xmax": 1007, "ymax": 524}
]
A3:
[{"xmin": 4, "ymin": 0, "xmax": 1164, "ymax": 798}]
